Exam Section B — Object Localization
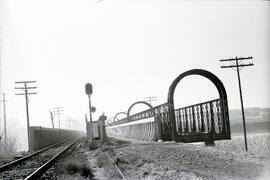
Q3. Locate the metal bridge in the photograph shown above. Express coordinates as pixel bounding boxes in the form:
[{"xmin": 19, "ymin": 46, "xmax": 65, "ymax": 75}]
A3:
[{"xmin": 106, "ymin": 69, "xmax": 231, "ymax": 144}]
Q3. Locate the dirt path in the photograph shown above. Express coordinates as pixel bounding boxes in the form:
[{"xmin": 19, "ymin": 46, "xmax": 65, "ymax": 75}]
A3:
[{"xmin": 93, "ymin": 137, "xmax": 269, "ymax": 180}]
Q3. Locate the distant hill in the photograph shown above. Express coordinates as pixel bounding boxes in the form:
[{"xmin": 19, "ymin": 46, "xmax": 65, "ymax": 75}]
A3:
[{"xmin": 229, "ymin": 107, "xmax": 270, "ymax": 134}]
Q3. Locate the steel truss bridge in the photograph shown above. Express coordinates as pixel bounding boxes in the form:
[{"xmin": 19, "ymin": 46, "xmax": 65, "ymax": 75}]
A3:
[{"xmin": 106, "ymin": 69, "xmax": 231, "ymax": 144}]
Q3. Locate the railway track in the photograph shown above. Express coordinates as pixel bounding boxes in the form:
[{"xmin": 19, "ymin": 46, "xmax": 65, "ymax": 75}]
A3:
[
  {"xmin": 100, "ymin": 138, "xmax": 130, "ymax": 180},
  {"xmin": 102, "ymin": 150, "xmax": 127, "ymax": 180},
  {"xmin": 0, "ymin": 139, "xmax": 78, "ymax": 180}
]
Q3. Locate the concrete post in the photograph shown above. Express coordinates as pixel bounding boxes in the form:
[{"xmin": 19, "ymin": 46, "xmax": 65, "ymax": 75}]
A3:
[
  {"xmin": 154, "ymin": 115, "xmax": 163, "ymax": 141},
  {"xmin": 98, "ymin": 114, "xmax": 107, "ymax": 142},
  {"xmin": 205, "ymin": 139, "xmax": 215, "ymax": 146},
  {"xmin": 86, "ymin": 121, "xmax": 92, "ymax": 138}
]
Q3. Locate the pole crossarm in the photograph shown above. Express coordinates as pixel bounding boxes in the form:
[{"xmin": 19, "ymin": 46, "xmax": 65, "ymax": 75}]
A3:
[
  {"xmin": 15, "ymin": 81, "xmax": 36, "ymax": 84},
  {"xmin": 15, "ymin": 92, "xmax": 37, "ymax": 95},
  {"xmin": 52, "ymin": 108, "xmax": 64, "ymax": 113},
  {"xmin": 221, "ymin": 63, "xmax": 254, "ymax": 68},
  {"xmin": 15, "ymin": 87, "xmax": 37, "ymax": 89},
  {"xmin": 53, "ymin": 107, "xmax": 64, "ymax": 109},
  {"xmin": 15, "ymin": 93, "xmax": 26, "ymax": 96},
  {"xmin": 220, "ymin": 56, "xmax": 253, "ymax": 62}
]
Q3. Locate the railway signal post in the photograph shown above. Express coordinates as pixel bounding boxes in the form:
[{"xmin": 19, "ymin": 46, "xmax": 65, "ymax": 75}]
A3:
[{"xmin": 85, "ymin": 83, "xmax": 94, "ymax": 140}]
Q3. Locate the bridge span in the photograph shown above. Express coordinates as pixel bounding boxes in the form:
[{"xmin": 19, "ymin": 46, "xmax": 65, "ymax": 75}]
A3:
[{"xmin": 106, "ymin": 69, "xmax": 231, "ymax": 145}]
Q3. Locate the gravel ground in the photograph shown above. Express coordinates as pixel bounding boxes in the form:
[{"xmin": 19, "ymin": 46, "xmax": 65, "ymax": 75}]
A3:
[
  {"xmin": 112, "ymin": 143, "xmax": 264, "ymax": 180},
  {"xmin": 87, "ymin": 135, "xmax": 269, "ymax": 180},
  {"xmin": 40, "ymin": 134, "xmax": 270, "ymax": 180},
  {"xmin": 0, "ymin": 154, "xmax": 15, "ymax": 167},
  {"xmin": 51, "ymin": 139, "xmax": 94, "ymax": 180},
  {"xmin": 0, "ymin": 142, "xmax": 72, "ymax": 179}
]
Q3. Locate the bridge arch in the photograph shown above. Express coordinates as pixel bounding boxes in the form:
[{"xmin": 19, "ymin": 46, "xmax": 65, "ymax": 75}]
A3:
[
  {"xmin": 113, "ymin": 112, "xmax": 127, "ymax": 122},
  {"xmin": 167, "ymin": 69, "xmax": 229, "ymax": 141},
  {"xmin": 107, "ymin": 117, "xmax": 118, "ymax": 125},
  {"xmin": 127, "ymin": 101, "xmax": 153, "ymax": 121}
]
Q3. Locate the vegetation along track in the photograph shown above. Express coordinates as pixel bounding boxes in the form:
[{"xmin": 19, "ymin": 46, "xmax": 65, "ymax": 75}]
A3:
[
  {"xmin": 102, "ymin": 149, "xmax": 127, "ymax": 180},
  {"xmin": 0, "ymin": 139, "xmax": 79, "ymax": 179},
  {"xmin": 97, "ymin": 137, "xmax": 132, "ymax": 180}
]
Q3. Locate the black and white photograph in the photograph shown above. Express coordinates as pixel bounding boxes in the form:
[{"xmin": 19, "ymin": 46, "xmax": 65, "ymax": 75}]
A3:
[{"xmin": 0, "ymin": 0, "xmax": 269, "ymax": 179}]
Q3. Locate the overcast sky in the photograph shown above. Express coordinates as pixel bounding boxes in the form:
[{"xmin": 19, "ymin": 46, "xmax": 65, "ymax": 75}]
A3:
[{"xmin": 0, "ymin": 0, "xmax": 269, "ymax": 137}]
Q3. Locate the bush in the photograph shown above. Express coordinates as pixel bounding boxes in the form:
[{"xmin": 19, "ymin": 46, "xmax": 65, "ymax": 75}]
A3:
[
  {"xmin": 89, "ymin": 140, "xmax": 98, "ymax": 150},
  {"xmin": 0, "ymin": 136, "xmax": 17, "ymax": 153},
  {"xmin": 63, "ymin": 158, "xmax": 94, "ymax": 178}
]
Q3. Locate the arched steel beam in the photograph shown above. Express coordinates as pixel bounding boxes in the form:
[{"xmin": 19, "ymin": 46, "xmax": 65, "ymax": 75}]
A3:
[
  {"xmin": 167, "ymin": 69, "xmax": 228, "ymax": 141},
  {"xmin": 106, "ymin": 117, "xmax": 118, "ymax": 125},
  {"xmin": 127, "ymin": 101, "xmax": 153, "ymax": 122},
  {"xmin": 113, "ymin": 112, "xmax": 127, "ymax": 122}
]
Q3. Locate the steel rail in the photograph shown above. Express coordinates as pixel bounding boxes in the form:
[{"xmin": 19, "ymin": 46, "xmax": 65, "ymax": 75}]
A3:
[
  {"xmin": 25, "ymin": 139, "xmax": 79, "ymax": 180},
  {"xmin": 103, "ymin": 151, "xmax": 127, "ymax": 180},
  {"xmin": 0, "ymin": 139, "xmax": 70, "ymax": 172},
  {"xmin": 100, "ymin": 138, "xmax": 127, "ymax": 180}
]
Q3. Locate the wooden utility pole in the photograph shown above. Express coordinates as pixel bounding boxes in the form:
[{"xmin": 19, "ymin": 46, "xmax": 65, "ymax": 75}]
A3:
[
  {"xmin": 220, "ymin": 56, "xmax": 254, "ymax": 151},
  {"xmin": 15, "ymin": 81, "xmax": 37, "ymax": 151},
  {"xmin": 143, "ymin": 96, "xmax": 157, "ymax": 106},
  {"xmin": 0, "ymin": 93, "xmax": 8, "ymax": 147},
  {"xmin": 49, "ymin": 109, "xmax": 55, "ymax": 128},
  {"xmin": 53, "ymin": 107, "xmax": 64, "ymax": 129},
  {"xmin": 66, "ymin": 118, "xmax": 71, "ymax": 129}
]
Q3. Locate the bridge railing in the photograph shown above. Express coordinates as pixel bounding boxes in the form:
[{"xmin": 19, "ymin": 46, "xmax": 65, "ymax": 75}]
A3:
[
  {"xmin": 175, "ymin": 99, "xmax": 223, "ymax": 134},
  {"xmin": 107, "ymin": 103, "xmax": 168, "ymax": 126},
  {"xmin": 106, "ymin": 69, "xmax": 231, "ymax": 143},
  {"xmin": 107, "ymin": 99, "xmax": 230, "ymax": 142}
]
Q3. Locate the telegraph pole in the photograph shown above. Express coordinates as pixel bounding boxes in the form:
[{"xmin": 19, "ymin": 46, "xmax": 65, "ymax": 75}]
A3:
[
  {"xmin": 0, "ymin": 93, "xmax": 8, "ymax": 147},
  {"xmin": 49, "ymin": 109, "xmax": 55, "ymax": 128},
  {"xmin": 15, "ymin": 81, "xmax": 37, "ymax": 151},
  {"xmin": 220, "ymin": 56, "xmax": 254, "ymax": 151},
  {"xmin": 143, "ymin": 96, "xmax": 157, "ymax": 106},
  {"xmin": 53, "ymin": 107, "xmax": 64, "ymax": 129},
  {"xmin": 66, "ymin": 118, "xmax": 71, "ymax": 129}
]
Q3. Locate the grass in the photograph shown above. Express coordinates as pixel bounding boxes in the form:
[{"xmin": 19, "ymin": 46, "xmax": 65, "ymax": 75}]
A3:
[
  {"xmin": 89, "ymin": 140, "xmax": 99, "ymax": 150},
  {"xmin": 0, "ymin": 137, "xmax": 18, "ymax": 166},
  {"xmin": 58, "ymin": 157, "xmax": 94, "ymax": 178},
  {"xmin": 0, "ymin": 136, "xmax": 17, "ymax": 153},
  {"xmin": 215, "ymin": 133, "xmax": 270, "ymax": 157}
]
